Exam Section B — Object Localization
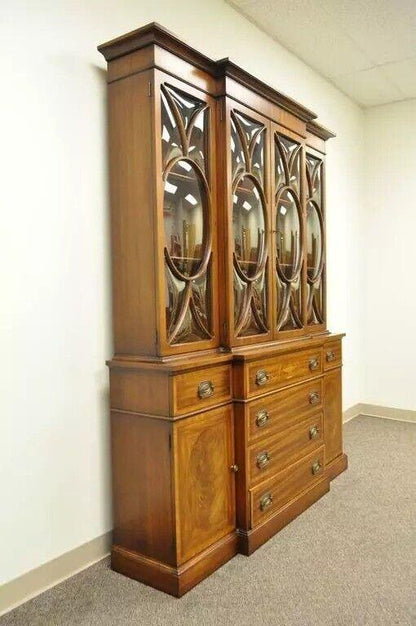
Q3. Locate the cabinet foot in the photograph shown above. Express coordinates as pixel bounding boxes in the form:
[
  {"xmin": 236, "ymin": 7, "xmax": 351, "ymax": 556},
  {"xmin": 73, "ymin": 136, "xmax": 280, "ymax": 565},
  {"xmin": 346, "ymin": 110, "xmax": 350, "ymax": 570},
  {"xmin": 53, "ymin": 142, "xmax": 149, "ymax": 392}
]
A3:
[
  {"xmin": 326, "ymin": 453, "xmax": 348, "ymax": 481},
  {"xmin": 112, "ymin": 531, "xmax": 238, "ymax": 597}
]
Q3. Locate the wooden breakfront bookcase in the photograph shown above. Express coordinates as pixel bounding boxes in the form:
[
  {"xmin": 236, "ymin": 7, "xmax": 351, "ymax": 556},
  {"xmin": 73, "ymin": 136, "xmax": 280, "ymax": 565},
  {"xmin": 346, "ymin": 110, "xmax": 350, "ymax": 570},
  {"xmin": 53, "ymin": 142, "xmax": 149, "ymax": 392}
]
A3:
[{"xmin": 98, "ymin": 23, "xmax": 347, "ymax": 597}]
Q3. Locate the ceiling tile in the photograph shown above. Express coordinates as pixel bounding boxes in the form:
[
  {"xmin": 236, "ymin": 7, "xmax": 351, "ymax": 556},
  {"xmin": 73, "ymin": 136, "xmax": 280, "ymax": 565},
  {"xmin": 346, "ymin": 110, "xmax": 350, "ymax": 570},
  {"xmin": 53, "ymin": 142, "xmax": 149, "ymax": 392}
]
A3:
[
  {"xmin": 318, "ymin": 0, "xmax": 416, "ymax": 66},
  {"xmin": 381, "ymin": 58, "xmax": 416, "ymax": 99},
  {"xmin": 228, "ymin": 0, "xmax": 373, "ymax": 77},
  {"xmin": 331, "ymin": 66, "xmax": 403, "ymax": 107}
]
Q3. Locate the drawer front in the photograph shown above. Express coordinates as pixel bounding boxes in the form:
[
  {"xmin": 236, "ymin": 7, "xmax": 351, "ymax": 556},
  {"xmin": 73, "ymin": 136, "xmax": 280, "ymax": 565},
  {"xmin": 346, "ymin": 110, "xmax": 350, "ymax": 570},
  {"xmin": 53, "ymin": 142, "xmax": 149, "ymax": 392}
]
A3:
[
  {"xmin": 248, "ymin": 378, "xmax": 323, "ymax": 443},
  {"xmin": 324, "ymin": 340, "xmax": 342, "ymax": 370},
  {"xmin": 249, "ymin": 413, "xmax": 323, "ymax": 485},
  {"xmin": 247, "ymin": 347, "xmax": 323, "ymax": 397},
  {"xmin": 250, "ymin": 446, "xmax": 325, "ymax": 527},
  {"xmin": 173, "ymin": 364, "xmax": 232, "ymax": 415}
]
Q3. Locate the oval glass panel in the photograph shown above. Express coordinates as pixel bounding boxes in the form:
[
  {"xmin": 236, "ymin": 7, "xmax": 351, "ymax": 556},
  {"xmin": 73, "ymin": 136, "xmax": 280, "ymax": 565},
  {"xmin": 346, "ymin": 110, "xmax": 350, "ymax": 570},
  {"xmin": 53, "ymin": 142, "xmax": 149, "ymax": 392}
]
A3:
[
  {"xmin": 306, "ymin": 201, "xmax": 323, "ymax": 279},
  {"xmin": 164, "ymin": 160, "xmax": 206, "ymax": 277},
  {"xmin": 233, "ymin": 176, "xmax": 265, "ymax": 278},
  {"xmin": 276, "ymin": 189, "xmax": 301, "ymax": 280}
]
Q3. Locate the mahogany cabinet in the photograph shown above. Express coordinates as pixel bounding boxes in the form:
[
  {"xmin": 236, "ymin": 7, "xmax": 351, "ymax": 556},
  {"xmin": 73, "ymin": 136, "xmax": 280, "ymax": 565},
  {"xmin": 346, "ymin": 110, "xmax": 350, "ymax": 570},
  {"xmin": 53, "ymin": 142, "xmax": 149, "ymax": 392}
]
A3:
[{"xmin": 99, "ymin": 22, "xmax": 347, "ymax": 597}]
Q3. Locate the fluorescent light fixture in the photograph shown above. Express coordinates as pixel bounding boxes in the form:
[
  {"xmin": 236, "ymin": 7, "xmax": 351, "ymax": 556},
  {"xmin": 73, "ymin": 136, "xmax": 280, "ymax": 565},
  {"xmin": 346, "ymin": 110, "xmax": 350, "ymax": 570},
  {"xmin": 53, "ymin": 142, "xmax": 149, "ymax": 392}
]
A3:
[
  {"xmin": 162, "ymin": 126, "xmax": 170, "ymax": 142},
  {"xmin": 280, "ymin": 206, "xmax": 287, "ymax": 216},
  {"xmin": 243, "ymin": 201, "xmax": 251, "ymax": 211},
  {"xmin": 233, "ymin": 194, "xmax": 238, "ymax": 203},
  {"xmin": 164, "ymin": 181, "xmax": 177, "ymax": 194},
  {"xmin": 230, "ymin": 137, "xmax": 235, "ymax": 152},
  {"xmin": 179, "ymin": 161, "xmax": 192, "ymax": 172},
  {"xmin": 253, "ymin": 187, "xmax": 259, "ymax": 200},
  {"xmin": 185, "ymin": 194, "xmax": 198, "ymax": 205}
]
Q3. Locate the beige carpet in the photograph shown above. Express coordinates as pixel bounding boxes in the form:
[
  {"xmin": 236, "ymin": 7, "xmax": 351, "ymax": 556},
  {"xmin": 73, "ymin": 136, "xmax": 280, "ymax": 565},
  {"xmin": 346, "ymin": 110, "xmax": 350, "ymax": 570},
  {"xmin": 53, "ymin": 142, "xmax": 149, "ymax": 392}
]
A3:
[{"xmin": 2, "ymin": 415, "xmax": 415, "ymax": 626}]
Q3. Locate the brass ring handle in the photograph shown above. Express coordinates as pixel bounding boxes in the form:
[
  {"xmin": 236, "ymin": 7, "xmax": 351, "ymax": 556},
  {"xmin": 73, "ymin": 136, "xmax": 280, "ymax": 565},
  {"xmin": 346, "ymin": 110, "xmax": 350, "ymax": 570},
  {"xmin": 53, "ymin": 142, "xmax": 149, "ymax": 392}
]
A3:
[
  {"xmin": 309, "ymin": 425, "xmax": 319, "ymax": 440},
  {"xmin": 230, "ymin": 464, "xmax": 239, "ymax": 473},
  {"xmin": 326, "ymin": 350, "xmax": 336, "ymax": 362},
  {"xmin": 311, "ymin": 460, "xmax": 321, "ymax": 475},
  {"xmin": 255, "ymin": 369, "xmax": 270, "ymax": 386},
  {"xmin": 309, "ymin": 357, "xmax": 319, "ymax": 371},
  {"xmin": 259, "ymin": 493, "xmax": 273, "ymax": 511},
  {"xmin": 256, "ymin": 451, "xmax": 270, "ymax": 469},
  {"xmin": 309, "ymin": 391, "xmax": 320, "ymax": 405},
  {"xmin": 255, "ymin": 409, "xmax": 270, "ymax": 428},
  {"xmin": 198, "ymin": 380, "xmax": 214, "ymax": 399}
]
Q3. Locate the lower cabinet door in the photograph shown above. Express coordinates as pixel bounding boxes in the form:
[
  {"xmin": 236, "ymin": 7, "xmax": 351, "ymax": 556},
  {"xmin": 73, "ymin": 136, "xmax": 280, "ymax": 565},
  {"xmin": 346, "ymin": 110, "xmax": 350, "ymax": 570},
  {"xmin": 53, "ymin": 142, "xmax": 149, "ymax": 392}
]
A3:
[
  {"xmin": 173, "ymin": 405, "xmax": 235, "ymax": 564},
  {"xmin": 324, "ymin": 368, "xmax": 343, "ymax": 464}
]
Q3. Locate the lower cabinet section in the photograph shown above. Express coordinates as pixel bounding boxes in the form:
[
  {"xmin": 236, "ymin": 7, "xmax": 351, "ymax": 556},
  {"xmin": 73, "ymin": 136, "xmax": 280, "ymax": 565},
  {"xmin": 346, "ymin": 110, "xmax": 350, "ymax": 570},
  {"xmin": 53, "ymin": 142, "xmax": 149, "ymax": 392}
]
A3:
[
  {"xmin": 111, "ymin": 404, "xmax": 237, "ymax": 596},
  {"xmin": 109, "ymin": 336, "xmax": 346, "ymax": 596},
  {"xmin": 173, "ymin": 406, "xmax": 235, "ymax": 564}
]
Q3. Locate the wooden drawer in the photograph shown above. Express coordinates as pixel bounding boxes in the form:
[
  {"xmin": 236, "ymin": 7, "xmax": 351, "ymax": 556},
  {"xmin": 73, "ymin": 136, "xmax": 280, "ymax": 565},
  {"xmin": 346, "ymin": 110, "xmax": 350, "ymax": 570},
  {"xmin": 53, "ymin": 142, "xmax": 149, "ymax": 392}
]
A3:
[
  {"xmin": 173, "ymin": 364, "xmax": 232, "ymax": 415},
  {"xmin": 248, "ymin": 378, "xmax": 323, "ymax": 443},
  {"xmin": 324, "ymin": 340, "xmax": 342, "ymax": 370},
  {"xmin": 248, "ymin": 412, "xmax": 323, "ymax": 485},
  {"xmin": 250, "ymin": 446, "xmax": 325, "ymax": 527},
  {"xmin": 247, "ymin": 347, "xmax": 323, "ymax": 397}
]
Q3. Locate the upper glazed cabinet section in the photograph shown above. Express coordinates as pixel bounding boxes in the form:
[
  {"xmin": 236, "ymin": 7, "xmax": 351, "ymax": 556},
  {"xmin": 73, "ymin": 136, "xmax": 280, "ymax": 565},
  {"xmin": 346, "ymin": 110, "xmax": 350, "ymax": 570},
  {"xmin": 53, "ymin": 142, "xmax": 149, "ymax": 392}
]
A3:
[{"xmin": 98, "ymin": 23, "xmax": 334, "ymax": 357}]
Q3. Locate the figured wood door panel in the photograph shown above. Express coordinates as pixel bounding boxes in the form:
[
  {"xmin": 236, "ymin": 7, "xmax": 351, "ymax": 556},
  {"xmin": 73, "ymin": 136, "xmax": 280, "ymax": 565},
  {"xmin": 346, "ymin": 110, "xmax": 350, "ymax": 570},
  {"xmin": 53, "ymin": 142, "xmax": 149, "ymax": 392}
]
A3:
[
  {"xmin": 174, "ymin": 405, "xmax": 235, "ymax": 564},
  {"xmin": 324, "ymin": 368, "xmax": 343, "ymax": 464}
]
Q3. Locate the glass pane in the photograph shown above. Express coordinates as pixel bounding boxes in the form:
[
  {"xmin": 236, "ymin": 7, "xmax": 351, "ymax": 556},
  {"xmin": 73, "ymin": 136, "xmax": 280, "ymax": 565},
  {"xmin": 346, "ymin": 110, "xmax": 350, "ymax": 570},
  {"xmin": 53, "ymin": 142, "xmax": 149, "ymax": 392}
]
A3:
[
  {"xmin": 161, "ymin": 91, "xmax": 183, "ymax": 168},
  {"xmin": 276, "ymin": 189, "xmax": 301, "ymax": 279},
  {"xmin": 306, "ymin": 154, "xmax": 322, "ymax": 205},
  {"xmin": 234, "ymin": 271, "xmax": 267, "ymax": 336},
  {"xmin": 230, "ymin": 116, "xmax": 246, "ymax": 179},
  {"xmin": 306, "ymin": 201, "xmax": 322, "ymax": 280},
  {"xmin": 277, "ymin": 275, "xmax": 302, "ymax": 331},
  {"xmin": 165, "ymin": 265, "xmax": 211, "ymax": 344},
  {"xmin": 233, "ymin": 176, "xmax": 265, "ymax": 278},
  {"xmin": 188, "ymin": 108, "xmax": 208, "ymax": 174},
  {"xmin": 275, "ymin": 135, "xmax": 300, "ymax": 194},
  {"xmin": 164, "ymin": 160, "xmax": 205, "ymax": 277}
]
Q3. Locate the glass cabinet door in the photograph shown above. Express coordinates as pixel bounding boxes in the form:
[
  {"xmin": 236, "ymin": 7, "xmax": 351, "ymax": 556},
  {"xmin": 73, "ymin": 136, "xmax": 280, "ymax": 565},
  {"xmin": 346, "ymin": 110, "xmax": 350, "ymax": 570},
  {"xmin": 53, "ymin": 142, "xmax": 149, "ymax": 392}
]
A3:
[
  {"xmin": 161, "ymin": 83, "xmax": 214, "ymax": 346},
  {"xmin": 274, "ymin": 133, "xmax": 304, "ymax": 332},
  {"xmin": 231, "ymin": 109, "xmax": 269, "ymax": 338},
  {"xmin": 305, "ymin": 152, "xmax": 325, "ymax": 325}
]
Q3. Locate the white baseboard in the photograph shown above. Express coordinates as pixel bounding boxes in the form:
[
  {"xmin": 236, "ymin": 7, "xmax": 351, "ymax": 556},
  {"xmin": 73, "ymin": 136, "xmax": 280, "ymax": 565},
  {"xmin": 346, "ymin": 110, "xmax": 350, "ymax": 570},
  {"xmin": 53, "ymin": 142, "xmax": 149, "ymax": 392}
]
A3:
[
  {"xmin": 0, "ymin": 531, "xmax": 111, "ymax": 617},
  {"xmin": 343, "ymin": 403, "xmax": 416, "ymax": 424}
]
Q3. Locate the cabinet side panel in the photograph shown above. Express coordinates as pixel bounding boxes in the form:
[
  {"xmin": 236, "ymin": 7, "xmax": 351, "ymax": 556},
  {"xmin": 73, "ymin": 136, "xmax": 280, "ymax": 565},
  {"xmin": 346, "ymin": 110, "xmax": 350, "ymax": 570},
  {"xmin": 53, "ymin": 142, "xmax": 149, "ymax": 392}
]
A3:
[
  {"xmin": 111, "ymin": 412, "xmax": 175, "ymax": 565},
  {"xmin": 108, "ymin": 70, "xmax": 157, "ymax": 355},
  {"xmin": 323, "ymin": 368, "xmax": 343, "ymax": 464}
]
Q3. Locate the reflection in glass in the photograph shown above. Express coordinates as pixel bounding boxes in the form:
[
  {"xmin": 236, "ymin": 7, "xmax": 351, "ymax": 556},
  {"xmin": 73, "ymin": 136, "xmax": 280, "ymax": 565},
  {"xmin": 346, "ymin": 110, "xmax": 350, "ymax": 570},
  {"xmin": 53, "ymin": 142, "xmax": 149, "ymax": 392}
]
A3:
[
  {"xmin": 233, "ymin": 176, "xmax": 265, "ymax": 278},
  {"xmin": 306, "ymin": 201, "xmax": 322, "ymax": 279},
  {"xmin": 165, "ymin": 266, "xmax": 211, "ymax": 343},
  {"xmin": 276, "ymin": 189, "xmax": 301, "ymax": 279},
  {"xmin": 234, "ymin": 271, "xmax": 267, "ymax": 336},
  {"xmin": 164, "ymin": 160, "xmax": 205, "ymax": 277}
]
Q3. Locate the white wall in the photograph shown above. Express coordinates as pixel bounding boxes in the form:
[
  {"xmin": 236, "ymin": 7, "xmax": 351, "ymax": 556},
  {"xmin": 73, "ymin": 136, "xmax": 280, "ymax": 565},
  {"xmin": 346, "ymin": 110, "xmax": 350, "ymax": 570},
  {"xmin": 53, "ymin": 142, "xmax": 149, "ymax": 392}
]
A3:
[
  {"xmin": 1, "ymin": 0, "xmax": 365, "ymax": 585},
  {"xmin": 363, "ymin": 100, "xmax": 416, "ymax": 410}
]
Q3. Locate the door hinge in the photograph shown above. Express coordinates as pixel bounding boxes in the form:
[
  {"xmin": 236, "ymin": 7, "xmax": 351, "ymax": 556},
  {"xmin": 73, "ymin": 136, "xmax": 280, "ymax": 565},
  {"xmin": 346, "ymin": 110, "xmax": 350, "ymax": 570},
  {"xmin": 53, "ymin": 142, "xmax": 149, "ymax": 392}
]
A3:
[{"xmin": 148, "ymin": 81, "xmax": 152, "ymax": 97}]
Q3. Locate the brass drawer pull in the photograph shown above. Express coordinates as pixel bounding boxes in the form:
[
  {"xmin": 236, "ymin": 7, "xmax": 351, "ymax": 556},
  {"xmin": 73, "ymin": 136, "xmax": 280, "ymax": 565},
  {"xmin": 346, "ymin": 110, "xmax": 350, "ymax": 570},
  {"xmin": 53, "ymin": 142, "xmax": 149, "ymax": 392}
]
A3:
[
  {"xmin": 311, "ymin": 460, "xmax": 322, "ymax": 475},
  {"xmin": 255, "ymin": 369, "xmax": 270, "ymax": 386},
  {"xmin": 309, "ymin": 425, "xmax": 319, "ymax": 440},
  {"xmin": 256, "ymin": 451, "xmax": 270, "ymax": 469},
  {"xmin": 309, "ymin": 391, "xmax": 320, "ymax": 405},
  {"xmin": 256, "ymin": 409, "xmax": 270, "ymax": 428},
  {"xmin": 309, "ymin": 357, "xmax": 319, "ymax": 371},
  {"xmin": 230, "ymin": 464, "xmax": 239, "ymax": 473},
  {"xmin": 198, "ymin": 380, "xmax": 214, "ymax": 399},
  {"xmin": 259, "ymin": 492, "xmax": 273, "ymax": 511},
  {"xmin": 326, "ymin": 350, "xmax": 336, "ymax": 362}
]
